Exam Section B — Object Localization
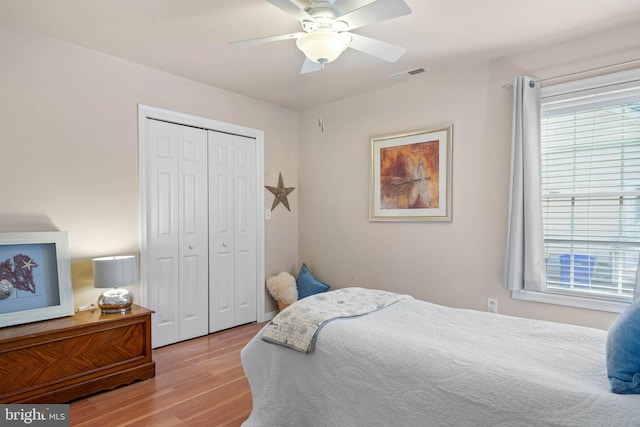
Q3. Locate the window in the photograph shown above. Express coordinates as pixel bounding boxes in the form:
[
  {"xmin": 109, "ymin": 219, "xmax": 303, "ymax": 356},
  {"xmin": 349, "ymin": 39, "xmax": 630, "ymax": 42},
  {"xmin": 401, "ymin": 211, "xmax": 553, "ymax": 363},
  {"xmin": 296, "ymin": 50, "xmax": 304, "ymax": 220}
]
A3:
[{"xmin": 540, "ymin": 69, "xmax": 640, "ymax": 303}]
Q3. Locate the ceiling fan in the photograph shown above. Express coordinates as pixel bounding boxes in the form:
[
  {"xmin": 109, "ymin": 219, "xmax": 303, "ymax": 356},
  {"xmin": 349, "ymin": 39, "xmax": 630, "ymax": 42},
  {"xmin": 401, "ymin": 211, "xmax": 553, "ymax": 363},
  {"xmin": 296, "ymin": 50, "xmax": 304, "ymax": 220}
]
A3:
[{"xmin": 231, "ymin": 0, "xmax": 412, "ymax": 74}]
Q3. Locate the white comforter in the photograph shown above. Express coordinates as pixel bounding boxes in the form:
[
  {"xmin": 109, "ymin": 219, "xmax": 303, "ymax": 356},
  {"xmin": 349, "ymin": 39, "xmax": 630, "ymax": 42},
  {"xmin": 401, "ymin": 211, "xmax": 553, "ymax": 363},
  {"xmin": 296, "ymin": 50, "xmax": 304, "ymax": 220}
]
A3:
[{"xmin": 241, "ymin": 297, "xmax": 640, "ymax": 427}]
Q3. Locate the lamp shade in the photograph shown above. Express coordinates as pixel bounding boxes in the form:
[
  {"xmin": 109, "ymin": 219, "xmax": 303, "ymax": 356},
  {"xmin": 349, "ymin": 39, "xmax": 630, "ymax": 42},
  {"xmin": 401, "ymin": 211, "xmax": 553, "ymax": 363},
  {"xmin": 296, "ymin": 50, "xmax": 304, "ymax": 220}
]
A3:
[
  {"xmin": 296, "ymin": 31, "xmax": 351, "ymax": 64},
  {"xmin": 93, "ymin": 255, "xmax": 137, "ymax": 289}
]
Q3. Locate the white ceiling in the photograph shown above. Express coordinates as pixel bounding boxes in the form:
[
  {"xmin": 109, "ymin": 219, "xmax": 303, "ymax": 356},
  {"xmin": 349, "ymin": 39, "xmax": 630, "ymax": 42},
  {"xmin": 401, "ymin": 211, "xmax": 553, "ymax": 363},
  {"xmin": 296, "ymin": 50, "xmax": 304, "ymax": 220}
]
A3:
[{"xmin": 2, "ymin": 0, "xmax": 640, "ymax": 110}]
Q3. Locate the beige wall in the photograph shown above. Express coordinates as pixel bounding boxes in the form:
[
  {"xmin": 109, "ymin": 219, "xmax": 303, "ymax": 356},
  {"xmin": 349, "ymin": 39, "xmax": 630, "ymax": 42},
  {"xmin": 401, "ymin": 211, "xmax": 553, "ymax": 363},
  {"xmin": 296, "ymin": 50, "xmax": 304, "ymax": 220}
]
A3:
[
  {"xmin": 0, "ymin": 24, "xmax": 299, "ymax": 315},
  {"xmin": 4, "ymin": 20, "xmax": 640, "ymax": 330},
  {"xmin": 298, "ymin": 22, "xmax": 640, "ymax": 331}
]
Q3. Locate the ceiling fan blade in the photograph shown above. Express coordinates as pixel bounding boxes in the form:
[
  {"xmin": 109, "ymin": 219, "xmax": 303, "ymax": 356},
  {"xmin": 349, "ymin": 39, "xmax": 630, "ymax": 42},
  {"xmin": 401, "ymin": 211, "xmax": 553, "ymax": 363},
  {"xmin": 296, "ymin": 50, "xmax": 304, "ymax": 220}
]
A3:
[
  {"xmin": 347, "ymin": 32, "xmax": 407, "ymax": 62},
  {"xmin": 337, "ymin": 0, "xmax": 411, "ymax": 31},
  {"xmin": 301, "ymin": 57, "xmax": 323, "ymax": 74},
  {"xmin": 230, "ymin": 32, "xmax": 305, "ymax": 45},
  {"xmin": 266, "ymin": 0, "xmax": 313, "ymax": 22}
]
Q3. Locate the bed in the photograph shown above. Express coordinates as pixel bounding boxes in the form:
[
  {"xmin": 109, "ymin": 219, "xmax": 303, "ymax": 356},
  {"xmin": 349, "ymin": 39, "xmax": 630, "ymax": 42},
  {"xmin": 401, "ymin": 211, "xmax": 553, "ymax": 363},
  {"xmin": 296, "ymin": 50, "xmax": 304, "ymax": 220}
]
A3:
[{"xmin": 241, "ymin": 288, "xmax": 640, "ymax": 427}]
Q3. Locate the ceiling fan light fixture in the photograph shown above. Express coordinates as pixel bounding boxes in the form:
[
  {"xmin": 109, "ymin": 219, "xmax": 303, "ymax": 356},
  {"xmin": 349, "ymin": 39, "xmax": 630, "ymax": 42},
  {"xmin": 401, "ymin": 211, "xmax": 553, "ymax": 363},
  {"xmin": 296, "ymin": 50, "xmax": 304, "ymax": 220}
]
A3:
[{"xmin": 295, "ymin": 31, "xmax": 351, "ymax": 64}]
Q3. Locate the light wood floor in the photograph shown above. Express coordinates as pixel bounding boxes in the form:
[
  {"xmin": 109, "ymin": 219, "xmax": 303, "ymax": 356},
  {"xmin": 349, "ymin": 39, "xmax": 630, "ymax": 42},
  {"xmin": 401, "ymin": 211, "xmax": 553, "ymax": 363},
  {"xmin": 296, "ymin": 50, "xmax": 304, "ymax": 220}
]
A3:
[{"xmin": 69, "ymin": 321, "xmax": 267, "ymax": 427}]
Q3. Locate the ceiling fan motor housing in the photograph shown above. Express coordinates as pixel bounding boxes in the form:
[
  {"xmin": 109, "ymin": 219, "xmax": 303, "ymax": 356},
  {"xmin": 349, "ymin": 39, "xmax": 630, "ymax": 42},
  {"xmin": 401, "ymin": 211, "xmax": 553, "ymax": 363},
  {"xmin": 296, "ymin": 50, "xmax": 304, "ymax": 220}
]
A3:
[
  {"xmin": 302, "ymin": 1, "xmax": 348, "ymax": 32},
  {"xmin": 304, "ymin": 1, "xmax": 341, "ymax": 19}
]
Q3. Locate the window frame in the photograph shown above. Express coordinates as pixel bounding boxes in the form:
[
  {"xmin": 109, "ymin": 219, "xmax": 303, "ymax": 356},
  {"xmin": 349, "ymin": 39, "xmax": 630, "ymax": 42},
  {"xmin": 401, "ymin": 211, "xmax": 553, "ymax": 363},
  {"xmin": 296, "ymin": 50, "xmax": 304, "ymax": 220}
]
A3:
[
  {"xmin": 512, "ymin": 68, "xmax": 640, "ymax": 313},
  {"xmin": 512, "ymin": 288, "xmax": 630, "ymax": 313}
]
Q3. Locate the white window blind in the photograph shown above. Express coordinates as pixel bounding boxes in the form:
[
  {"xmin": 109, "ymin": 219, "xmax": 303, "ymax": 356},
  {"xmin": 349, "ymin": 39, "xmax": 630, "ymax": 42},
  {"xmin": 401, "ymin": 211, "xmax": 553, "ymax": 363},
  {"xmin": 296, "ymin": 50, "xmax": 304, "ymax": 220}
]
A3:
[{"xmin": 540, "ymin": 69, "xmax": 640, "ymax": 302}]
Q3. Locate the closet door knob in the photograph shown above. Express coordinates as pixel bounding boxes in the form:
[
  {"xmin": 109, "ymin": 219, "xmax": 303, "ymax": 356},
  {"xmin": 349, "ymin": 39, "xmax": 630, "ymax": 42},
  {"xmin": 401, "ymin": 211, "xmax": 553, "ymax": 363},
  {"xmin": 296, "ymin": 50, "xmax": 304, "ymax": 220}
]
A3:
[
  {"xmin": 222, "ymin": 242, "xmax": 227, "ymax": 247},
  {"xmin": 188, "ymin": 244, "xmax": 194, "ymax": 249}
]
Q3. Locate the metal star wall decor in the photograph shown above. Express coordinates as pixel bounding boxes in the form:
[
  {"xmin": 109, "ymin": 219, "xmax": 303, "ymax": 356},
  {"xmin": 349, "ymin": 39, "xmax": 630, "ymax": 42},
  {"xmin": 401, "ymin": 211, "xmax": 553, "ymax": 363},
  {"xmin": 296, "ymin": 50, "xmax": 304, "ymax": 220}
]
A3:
[{"xmin": 265, "ymin": 172, "xmax": 296, "ymax": 211}]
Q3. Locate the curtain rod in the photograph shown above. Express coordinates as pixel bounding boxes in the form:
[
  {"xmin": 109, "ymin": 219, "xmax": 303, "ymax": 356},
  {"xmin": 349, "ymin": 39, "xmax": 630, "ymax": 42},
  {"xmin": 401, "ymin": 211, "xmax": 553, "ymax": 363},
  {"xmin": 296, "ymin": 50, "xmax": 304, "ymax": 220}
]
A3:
[{"xmin": 533, "ymin": 58, "xmax": 640, "ymax": 85}]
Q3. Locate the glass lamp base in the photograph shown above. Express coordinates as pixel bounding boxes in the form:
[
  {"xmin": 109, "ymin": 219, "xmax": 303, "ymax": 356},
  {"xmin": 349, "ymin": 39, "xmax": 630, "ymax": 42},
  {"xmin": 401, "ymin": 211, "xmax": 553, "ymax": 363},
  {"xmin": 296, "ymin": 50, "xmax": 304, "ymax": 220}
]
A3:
[{"xmin": 98, "ymin": 288, "xmax": 133, "ymax": 314}]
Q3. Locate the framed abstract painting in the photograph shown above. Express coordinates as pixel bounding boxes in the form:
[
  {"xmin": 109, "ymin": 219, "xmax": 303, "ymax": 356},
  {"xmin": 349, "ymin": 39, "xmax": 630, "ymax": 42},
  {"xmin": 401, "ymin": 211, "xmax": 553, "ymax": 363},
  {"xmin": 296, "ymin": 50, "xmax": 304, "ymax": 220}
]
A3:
[{"xmin": 370, "ymin": 124, "xmax": 452, "ymax": 221}]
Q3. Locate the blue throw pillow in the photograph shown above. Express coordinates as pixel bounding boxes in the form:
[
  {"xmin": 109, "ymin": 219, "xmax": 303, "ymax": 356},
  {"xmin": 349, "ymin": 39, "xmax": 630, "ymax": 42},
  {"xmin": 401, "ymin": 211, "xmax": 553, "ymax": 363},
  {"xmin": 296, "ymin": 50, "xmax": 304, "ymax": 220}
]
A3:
[
  {"xmin": 296, "ymin": 263, "xmax": 330, "ymax": 299},
  {"xmin": 606, "ymin": 298, "xmax": 640, "ymax": 394}
]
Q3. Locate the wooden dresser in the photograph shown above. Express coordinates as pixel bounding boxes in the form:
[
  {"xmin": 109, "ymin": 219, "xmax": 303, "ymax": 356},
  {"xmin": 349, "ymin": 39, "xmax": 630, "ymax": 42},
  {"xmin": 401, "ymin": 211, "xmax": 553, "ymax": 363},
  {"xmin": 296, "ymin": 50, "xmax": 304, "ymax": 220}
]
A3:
[{"xmin": 0, "ymin": 305, "xmax": 155, "ymax": 403}]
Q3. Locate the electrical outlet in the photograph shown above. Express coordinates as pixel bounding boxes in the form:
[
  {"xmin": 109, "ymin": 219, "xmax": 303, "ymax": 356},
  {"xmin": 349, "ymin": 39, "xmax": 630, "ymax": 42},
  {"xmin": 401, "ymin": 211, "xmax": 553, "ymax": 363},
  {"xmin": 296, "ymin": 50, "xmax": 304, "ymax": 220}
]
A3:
[{"xmin": 487, "ymin": 298, "xmax": 498, "ymax": 314}]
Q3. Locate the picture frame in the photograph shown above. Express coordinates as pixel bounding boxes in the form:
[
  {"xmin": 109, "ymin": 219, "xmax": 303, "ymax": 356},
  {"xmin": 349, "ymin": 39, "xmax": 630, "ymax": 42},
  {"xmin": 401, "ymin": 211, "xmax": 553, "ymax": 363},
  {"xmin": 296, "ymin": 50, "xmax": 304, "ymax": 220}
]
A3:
[
  {"xmin": 370, "ymin": 124, "xmax": 452, "ymax": 222},
  {"xmin": 0, "ymin": 231, "xmax": 74, "ymax": 327}
]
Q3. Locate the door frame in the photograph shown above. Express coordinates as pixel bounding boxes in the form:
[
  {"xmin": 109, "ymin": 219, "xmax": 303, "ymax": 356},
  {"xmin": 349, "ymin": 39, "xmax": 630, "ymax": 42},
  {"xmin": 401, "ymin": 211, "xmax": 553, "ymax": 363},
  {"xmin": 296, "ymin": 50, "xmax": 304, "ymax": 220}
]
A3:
[{"xmin": 138, "ymin": 104, "xmax": 266, "ymax": 324}]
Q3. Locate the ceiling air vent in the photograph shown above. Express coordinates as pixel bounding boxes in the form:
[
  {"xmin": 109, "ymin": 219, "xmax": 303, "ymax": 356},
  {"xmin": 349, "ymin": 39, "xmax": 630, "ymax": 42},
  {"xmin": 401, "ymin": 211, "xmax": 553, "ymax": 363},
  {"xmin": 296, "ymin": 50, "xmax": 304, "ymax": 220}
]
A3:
[{"xmin": 390, "ymin": 68, "xmax": 427, "ymax": 81}]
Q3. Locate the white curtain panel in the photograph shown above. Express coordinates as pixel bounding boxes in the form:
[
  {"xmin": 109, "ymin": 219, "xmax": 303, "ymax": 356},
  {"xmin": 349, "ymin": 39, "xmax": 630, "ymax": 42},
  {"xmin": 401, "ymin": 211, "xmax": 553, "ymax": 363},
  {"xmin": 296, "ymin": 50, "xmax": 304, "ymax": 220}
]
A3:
[{"xmin": 503, "ymin": 76, "xmax": 546, "ymax": 292}]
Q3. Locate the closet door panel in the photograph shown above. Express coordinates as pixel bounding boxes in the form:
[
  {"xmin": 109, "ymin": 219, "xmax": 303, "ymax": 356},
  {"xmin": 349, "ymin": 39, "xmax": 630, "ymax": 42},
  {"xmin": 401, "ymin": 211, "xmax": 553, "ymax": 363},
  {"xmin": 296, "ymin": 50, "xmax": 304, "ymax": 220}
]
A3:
[
  {"xmin": 234, "ymin": 137, "xmax": 257, "ymax": 324},
  {"xmin": 209, "ymin": 131, "xmax": 236, "ymax": 332},
  {"xmin": 145, "ymin": 119, "xmax": 180, "ymax": 347},
  {"xmin": 145, "ymin": 120, "xmax": 208, "ymax": 347},
  {"xmin": 177, "ymin": 126, "xmax": 209, "ymax": 341}
]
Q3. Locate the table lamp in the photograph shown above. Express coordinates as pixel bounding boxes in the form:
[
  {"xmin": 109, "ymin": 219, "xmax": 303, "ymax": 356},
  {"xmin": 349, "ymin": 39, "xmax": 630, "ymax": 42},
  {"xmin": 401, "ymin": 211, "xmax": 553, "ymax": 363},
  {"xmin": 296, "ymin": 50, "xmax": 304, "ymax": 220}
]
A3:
[{"xmin": 93, "ymin": 255, "xmax": 137, "ymax": 314}]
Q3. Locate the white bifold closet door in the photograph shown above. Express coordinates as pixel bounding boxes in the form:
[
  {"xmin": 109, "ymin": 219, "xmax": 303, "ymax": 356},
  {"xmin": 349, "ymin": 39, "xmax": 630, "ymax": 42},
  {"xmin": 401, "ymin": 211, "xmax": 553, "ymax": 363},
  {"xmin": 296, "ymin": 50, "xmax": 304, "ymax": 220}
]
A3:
[
  {"xmin": 145, "ymin": 119, "xmax": 209, "ymax": 348},
  {"xmin": 208, "ymin": 130, "xmax": 257, "ymax": 333}
]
